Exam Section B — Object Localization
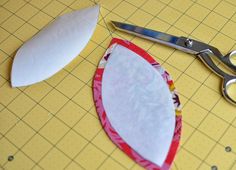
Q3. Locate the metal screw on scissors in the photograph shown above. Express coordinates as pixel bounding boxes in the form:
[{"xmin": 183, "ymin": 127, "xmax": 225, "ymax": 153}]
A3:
[
  {"xmin": 185, "ymin": 39, "xmax": 193, "ymax": 48},
  {"xmin": 111, "ymin": 21, "xmax": 236, "ymax": 105}
]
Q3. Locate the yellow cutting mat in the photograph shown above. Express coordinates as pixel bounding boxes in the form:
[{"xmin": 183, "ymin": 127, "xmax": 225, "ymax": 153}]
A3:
[{"xmin": 0, "ymin": 0, "xmax": 236, "ymax": 169}]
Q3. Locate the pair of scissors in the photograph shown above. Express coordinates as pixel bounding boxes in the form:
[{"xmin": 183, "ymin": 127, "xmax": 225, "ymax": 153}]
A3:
[{"xmin": 111, "ymin": 21, "xmax": 236, "ymax": 105}]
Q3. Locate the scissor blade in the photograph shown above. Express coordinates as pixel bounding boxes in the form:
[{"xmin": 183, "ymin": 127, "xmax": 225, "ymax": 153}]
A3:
[
  {"xmin": 112, "ymin": 21, "xmax": 180, "ymax": 48},
  {"xmin": 112, "ymin": 21, "xmax": 199, "ymax": 54}
]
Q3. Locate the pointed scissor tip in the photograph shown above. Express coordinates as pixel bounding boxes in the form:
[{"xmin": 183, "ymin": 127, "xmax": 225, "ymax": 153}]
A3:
[{"xmin": 111, "ymin": 21, "xmax": 122, "ymax": 28}]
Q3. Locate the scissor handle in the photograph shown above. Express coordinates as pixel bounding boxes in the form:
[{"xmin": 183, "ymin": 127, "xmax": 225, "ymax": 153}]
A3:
[
  {"xmin": 198, "ymin": 52, "xmax": 236, "ymax": 105},
  {"xmin": 208, "ymin": 47, "xmax": 236, "ymax": 72},
  {"xmin": 223, "ymin": 50, "xmax": 236, "ymax": 70},
  {"xmin": 222, "ymin": 77, "xmax": 236, "ymax": 105}
]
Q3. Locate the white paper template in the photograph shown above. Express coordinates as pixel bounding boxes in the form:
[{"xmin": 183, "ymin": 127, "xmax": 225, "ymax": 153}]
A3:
[
  {"xmin": 102, "ymin": 45, "xmax": 176, "ymax": 166},
  {"xmin": 11, "ymin": 5, "xmax": 99, "ymax": 87}
]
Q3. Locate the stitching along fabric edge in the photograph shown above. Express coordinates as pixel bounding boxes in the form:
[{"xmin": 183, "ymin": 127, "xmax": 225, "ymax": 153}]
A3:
[{"xmin": 93, "ymin": 38, "xmax": 182, "ymax": 170}]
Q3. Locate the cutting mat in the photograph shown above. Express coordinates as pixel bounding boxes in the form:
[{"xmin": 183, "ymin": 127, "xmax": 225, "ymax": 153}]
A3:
[{"xmin": 0, "ymin": 0, "xmax": 236, "ymax": 169}]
